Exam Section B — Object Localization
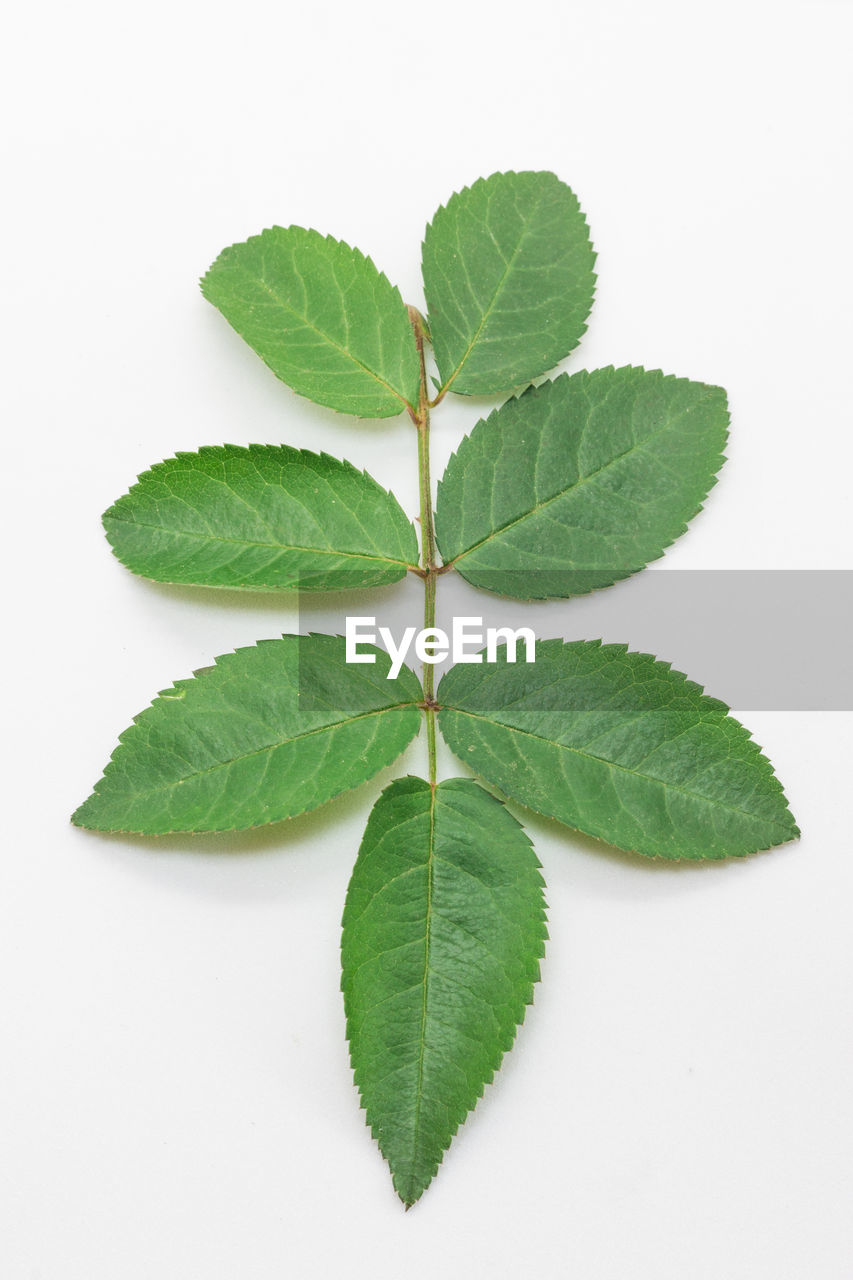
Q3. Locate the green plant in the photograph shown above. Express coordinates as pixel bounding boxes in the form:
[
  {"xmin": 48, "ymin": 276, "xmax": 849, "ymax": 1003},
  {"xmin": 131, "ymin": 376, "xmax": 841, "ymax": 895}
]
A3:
[{"xmin": 73, "ymin": 171, "xmax": 799, "ymax": 1208}]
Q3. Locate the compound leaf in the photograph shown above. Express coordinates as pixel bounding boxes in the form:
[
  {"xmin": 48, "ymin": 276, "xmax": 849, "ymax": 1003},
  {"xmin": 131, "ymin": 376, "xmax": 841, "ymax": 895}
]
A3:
[
  {"xmin": 437, "ymin": 641, "xmax": 799, "ymax": 860},
  {"xmin": 435, "ymin": 367, "xmax": 728, "ymax": 599},
  {"xmin": 103, "ymin": 444, "xmax": 419, "ymax": 592},
  {"xmin": 201, "ymin": 227, "xmax": 420, "ymax": 418},
  {"xmin": 73, "ymin": 635, "xmax": 422, "ymax": 834},
  {"xmin": 341, "ymin": 776, "xmax": 546, "ymax": 1207},
  {"xmin": 422, "ymin": 170, "xmax": 595, "ymax": 397}
]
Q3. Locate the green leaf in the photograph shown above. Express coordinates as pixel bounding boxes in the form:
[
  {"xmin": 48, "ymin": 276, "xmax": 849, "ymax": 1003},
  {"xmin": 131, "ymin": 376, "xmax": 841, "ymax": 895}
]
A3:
[
  {"xmin": 102, "ymin": 444, "xmax": 419, "ymax": 592},
  {"xmin": 435, "ymin": 367, "xmax": 729, "ymax": 599},
  {"xmin": 437, "ymin": 641, "xmax": 799, "ymax": 860},
  {"xmin": 341, "ymin": 776, "xmax": 546, "ymax": 1207},
  {"xmin": 201, "ymin": 227, "xmax": 421, "ymax": 418},
  {"xmin": 72, "ymin": 635, "xmax": 422, "ymax": 834},
  {"xmin": 422, "ymin": 171, "xmax": 596, "ymax": 397}
]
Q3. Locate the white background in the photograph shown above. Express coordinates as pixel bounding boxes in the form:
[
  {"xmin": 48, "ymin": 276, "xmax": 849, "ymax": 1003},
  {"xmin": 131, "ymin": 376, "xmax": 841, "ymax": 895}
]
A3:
[{"xmin": 2, "ymin": 2, "xmax": 852, "ymax": 1276}]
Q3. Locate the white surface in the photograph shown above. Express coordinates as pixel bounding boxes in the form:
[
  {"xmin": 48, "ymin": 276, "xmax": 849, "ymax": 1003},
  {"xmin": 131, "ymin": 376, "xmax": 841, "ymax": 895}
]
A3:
[{"xmin": 2, "ymin": 2, "xmax": 852, "ymax": 1276}]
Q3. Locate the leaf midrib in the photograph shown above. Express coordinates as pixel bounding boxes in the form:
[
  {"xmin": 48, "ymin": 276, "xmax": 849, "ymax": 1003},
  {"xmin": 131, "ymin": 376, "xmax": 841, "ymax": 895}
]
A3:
[
  {"xmin": 105, "ymin": 514, "xmax": 416, "ymax": 571},
  {"xmin": 438, "ymin": 189, "xmax": 547, "ymax": 396},
  {"xmin": 116, "ymin": 700, "xmax": 418, "ymax": 799},
  {"xmin": 404, "ymin": 783, "xmax": 437, "ymax": 1207},
  {"xmin": 441, "ymin": 706, "xmax": 794, "ymax": 835}
]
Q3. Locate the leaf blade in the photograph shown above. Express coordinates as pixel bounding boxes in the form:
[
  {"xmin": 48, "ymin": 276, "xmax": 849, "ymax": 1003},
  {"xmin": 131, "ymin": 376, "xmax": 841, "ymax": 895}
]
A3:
[
  {"xmin": 437, "ymin": 641, "xmax": 799, "ymax": 860},
  {"xmin": 422, "ymin": 170, "xmax": 596, "ymax": 397},
  {"xmin": 435, "ymin": 367, "xmax": 729, "ymax": 599},
  {"xmin": 201, "ymin": 227, "xmax": 421, "ymax": 418},
  {"xmin": 73, "ymin": 635, "xmax": 422, "ymax": 834},
  {"xmin": 341, "ymin": 776, "xmax": 547, "ymax": 1207},
  {"xmin": 103, "ymin": 444, "xmax": 419, "ymax": 592}
]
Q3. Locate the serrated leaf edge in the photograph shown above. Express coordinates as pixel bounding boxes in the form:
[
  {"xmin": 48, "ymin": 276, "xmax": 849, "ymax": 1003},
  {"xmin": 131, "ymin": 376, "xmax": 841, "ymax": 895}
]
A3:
[
  {"xmin": 102, "ymin": 442, "xmax": 421, "ymax": 588},
  {"xmin": 341, "ymin": 775, "xmax": 548, "ymax": 1207}
]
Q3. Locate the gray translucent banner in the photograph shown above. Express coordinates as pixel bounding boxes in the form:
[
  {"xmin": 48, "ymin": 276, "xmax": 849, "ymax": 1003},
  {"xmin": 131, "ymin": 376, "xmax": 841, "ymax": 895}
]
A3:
[{"xmin": 296, "ymin": 570, "xmax": 852, "ymax": 710}]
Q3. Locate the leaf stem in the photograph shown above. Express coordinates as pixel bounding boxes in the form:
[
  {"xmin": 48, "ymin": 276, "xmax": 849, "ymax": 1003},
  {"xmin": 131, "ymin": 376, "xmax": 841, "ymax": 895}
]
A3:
[{"xmin": 409, "ymin": 306, "xmax": 439, "ymax": 787}]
